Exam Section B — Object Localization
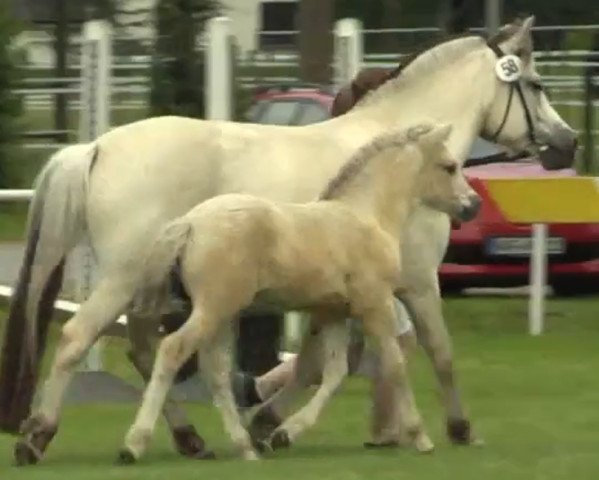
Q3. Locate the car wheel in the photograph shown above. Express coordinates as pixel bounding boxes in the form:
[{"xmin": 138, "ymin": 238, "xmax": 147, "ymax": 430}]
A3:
[
  {"xmin": 551, "ymin": 280, "xmax": 599, "ymax": 297},
  {"xmin": 440, "ymin": 283, "xmax": 465, "ymax": 296}
]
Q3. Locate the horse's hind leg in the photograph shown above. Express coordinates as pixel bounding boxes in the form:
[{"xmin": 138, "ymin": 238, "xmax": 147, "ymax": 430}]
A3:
[
  {"xmin": 265, "ymin": 320, "xmax": 349, "ymax": 449},
  {"xmin": 14, "ymin": 277, "xmax": 135, "ymax": 466},
  {"xmin": 125, "ymin": 312, "xmax": 214, "ymax": 460},
  {"xmin": 246, "ymin": 320, "xmax": 325, "ymax": 445}
]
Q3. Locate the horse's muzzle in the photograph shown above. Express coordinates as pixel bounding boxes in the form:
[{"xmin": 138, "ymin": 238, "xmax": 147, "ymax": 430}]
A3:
[{"xmin": 538, "ymin": 127, "xmax": 578, "ymax": 171}]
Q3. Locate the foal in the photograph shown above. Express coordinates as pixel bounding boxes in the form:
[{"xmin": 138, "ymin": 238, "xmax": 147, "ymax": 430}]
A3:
[{"xmin": 120, "ymin": 123, "xmax": 480, "ymax": 462}]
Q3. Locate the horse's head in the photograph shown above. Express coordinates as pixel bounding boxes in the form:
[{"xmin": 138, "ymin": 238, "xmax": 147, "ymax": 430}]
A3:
[
  {"xmin": 482, "ymin": 16, "xmax": 577, "ymax": 170},
  {"xmin": 415, "ymin": 124, "xmax": 481, "ymax": 221}
]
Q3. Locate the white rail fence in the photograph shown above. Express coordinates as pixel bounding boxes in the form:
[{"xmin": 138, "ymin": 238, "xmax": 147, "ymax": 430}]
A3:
[{"xmin": 0, "ymin": 16, "xmax": 234, "ymax": 371}]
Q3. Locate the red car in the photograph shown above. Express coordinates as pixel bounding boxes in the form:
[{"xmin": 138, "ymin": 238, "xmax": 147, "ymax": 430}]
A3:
[{"xmin": 244, "ymin": 84, "xmax": 599, "ymax": 296}]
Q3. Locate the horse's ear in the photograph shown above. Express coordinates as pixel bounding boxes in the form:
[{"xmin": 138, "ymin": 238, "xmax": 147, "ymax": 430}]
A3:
[{"xmin": 501, "ymin": 15, "xmax": 535, "ymax": 59}]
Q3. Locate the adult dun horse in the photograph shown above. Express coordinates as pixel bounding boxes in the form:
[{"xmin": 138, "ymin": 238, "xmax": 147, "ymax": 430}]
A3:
[
  {"xmin": 0, "ymin": 16, "xmax": 577, "ymax": 464},
  {"xmin": 120, "ymin": 123, "xmax": 479, "ymax": 462}
]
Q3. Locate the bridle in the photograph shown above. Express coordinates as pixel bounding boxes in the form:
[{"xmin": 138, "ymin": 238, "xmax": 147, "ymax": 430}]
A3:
[{"xmin": 486, "ymin": 43, "xmax": 537, "ymax": 146}]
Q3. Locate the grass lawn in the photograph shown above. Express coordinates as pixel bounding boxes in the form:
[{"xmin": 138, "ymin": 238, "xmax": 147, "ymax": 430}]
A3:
[{"xmin": 0, "ymin": 295, "xmax": 598, "ymax": 479}]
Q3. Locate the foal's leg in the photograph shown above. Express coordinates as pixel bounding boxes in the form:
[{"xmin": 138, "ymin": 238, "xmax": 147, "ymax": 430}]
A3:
[
  {"xmin": 264, "ymin": 319, "xmax": 350, "ymax": 450},
  {"xmin": 14, "ymin": 277, "xmax": 135, "ymax": 466},
  {"xmin": 125, "ymin": 312, "xmax": 214, "ymax": 459},
  {"xmin": 400, "ymin": 284, "xmax": 481, "ymax": 445},
  {"xmin": 200, "ymin": 325, "xmax": 258, "ymax": 460},
  {"xmin": 361, "ymin": 298, "xmax": 433, "ymax": 454},
  {"xmin": 119, "ymin": 309, "xmax": 211, "ymax": 463}
]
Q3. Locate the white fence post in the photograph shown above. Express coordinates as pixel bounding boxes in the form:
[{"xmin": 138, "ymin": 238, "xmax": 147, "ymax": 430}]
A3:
[
  {"xmin": 528, "ymin": 223, "xmax": 547, "ymax": 336},
  {"xmin": 205, "ymin": 16, "xmax": 232, "ymax": 120},
  {"xmin": 333, "ymin": 18, "xmax": 363, "ymax": 89},
  {"xmin": 77, "ymin": 19, "xmax": 112, "ymax": 371}
]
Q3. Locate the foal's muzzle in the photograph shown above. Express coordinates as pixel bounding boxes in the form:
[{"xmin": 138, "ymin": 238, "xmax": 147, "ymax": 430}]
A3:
[{"xmin": 457, "ymin": 195, "xmax": 481, "ymax": 222}]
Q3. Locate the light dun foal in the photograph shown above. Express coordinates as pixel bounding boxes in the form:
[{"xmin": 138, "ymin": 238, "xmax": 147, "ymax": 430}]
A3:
[{"xmin": 120, "ymin": 123, "xmax": 480, "ymax": 462}]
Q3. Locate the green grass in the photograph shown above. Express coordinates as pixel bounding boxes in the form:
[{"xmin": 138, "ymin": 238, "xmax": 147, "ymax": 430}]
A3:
[{"xmin": 1, "ymin": 296, "xmax": 599, "ymax": 479}]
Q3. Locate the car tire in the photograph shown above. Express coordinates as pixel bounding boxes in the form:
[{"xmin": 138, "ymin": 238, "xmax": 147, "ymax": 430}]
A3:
[
  {"xmin": 440, "ymin": 282, "xmax": 465, "ymax": 296},
  {"xmin": 551, "ymin": 280, "xmax": 599, "ymax": 297}
]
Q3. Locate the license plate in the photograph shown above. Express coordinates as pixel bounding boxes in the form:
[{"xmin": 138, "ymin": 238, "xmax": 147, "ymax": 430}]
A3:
[{"xmin": 486, "ymin": 236, "xmax": 566, "ymax": 256}]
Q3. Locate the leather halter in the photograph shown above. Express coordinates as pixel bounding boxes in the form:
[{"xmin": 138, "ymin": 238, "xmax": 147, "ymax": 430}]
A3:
[{"xmin": 487, "ymin": 43, "xmax": 537, "ymax": 146}]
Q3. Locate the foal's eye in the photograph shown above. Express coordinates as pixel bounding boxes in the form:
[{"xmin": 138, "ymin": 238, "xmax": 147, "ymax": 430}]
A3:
[{"xmin": 442, "ymin": 164, "xmax": 457, "ymax": 175}]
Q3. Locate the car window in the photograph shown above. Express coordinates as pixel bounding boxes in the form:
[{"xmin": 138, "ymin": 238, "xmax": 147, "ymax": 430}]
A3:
[
  {"xmin": 295, "ymin": 102, "xmax": 330, "ymax": 125},
  {"xmin": 256, "ymin": 100, "xmax": 300, "ymax": 125},
  {"xmin": 467, "ymin": 137, "xmax": 505, "ymax": 159},
  {"xmin": 244, "ymin": 100, "xmax": 266, "ymax": 122}
]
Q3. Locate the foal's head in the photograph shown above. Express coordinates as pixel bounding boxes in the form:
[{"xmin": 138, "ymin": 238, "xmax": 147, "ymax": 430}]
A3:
[{"xmin": 412, "ymin": 124, "xmax": 481, "ymax": 222}]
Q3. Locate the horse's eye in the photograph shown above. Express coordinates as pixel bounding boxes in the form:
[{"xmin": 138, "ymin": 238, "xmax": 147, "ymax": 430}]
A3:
[
  {"xmin": 442, "ymin": 164, "xmax": 457, "ymax": 175},
  {"xmin": 530, "ymin": 81, "xmax": 544, "ymax": 92}
]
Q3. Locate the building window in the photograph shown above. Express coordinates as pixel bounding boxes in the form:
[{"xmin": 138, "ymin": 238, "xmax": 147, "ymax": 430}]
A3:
[{"xmin": 258, "ymin": 1, "xmax": 298, "ymax": 50}]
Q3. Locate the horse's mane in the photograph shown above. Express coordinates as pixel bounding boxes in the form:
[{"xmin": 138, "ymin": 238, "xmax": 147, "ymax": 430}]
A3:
[
  {"xmin": 352, "ymin": 19, "xmax": 525, "ymax": 111},
  {"xmin": 319, "ymin": 124, "xmax": 434, "ymax": 201}
]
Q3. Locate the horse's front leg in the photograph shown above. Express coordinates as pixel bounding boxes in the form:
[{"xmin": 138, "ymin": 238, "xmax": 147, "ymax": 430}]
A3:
[
  {"xmin": 125, "ymin": 311, "xmax": 214, "ymax": 460},
  {"xmin": 399, "ymin": 283, "xmax": 482, "ymax": 446},
  {"xmin": 264, "ymin": 319, "xmax": 349, "ymax": 450}
]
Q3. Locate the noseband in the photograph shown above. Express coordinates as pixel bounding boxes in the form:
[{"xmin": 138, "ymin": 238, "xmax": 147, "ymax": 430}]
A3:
[{"xmin": 487, "ymin": 43, "xmax": 537, "ymax": 145}]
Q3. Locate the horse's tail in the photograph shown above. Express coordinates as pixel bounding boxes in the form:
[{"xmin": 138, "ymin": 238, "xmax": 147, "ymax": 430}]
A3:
[
  {"xmin": 0, "ymin": 143, "xmax": 96, "ymax": 433},
  {"xmin": 134, "ymin": 219, "xmax": 193, "ymax": 317}
]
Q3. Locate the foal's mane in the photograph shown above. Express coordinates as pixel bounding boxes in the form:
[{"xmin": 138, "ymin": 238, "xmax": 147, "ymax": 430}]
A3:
[
  {"xmin": 353, "ymin": 19, "xmax": 524, "ymax": 111},
  {"xmin": 319, "ymin": 124, "xmax": 434, "ymax": 201}
]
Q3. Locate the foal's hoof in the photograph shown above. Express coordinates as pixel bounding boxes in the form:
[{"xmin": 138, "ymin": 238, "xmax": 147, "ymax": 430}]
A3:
[
  {"xmin": 270, "ymin": 429, "xmax": 291, "ymax": 450},
  {"xmin": 116, "ymin": 449, "xmax": 137, "ymax": 465},
  {"xmin": 14, "ymin": 440, "xmax": 41, "ymax": 466},
  {"xmin": 447, "ymin": 419, "xmax": 482, "ymax": 446},
  {"xmin": 172, "ymin": 425, "xmax": 216, "ymax": 459}
]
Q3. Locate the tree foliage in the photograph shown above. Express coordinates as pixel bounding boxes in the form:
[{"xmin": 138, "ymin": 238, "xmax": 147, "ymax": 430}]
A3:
[
  {"xmin": 0, "ymin": 3, "xmax": 24, "ymax": 188},
  {"xmin": 149, "ymin": 0, "xmax": 221, "ymax": 118}
]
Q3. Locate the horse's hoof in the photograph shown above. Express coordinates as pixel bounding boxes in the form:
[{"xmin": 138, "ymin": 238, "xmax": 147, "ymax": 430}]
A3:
[
  {"xmin": 363, "ymin": 439, "xmax": 399, "ymax": 449},
  {"xmin": 248, "ymin": 407, "xmax": 282, "ymax": 443},
  {"xmin": 116, "ymin": 449, "xmax": 137, "ymax": 465},
  {"xmin": 172, "ymin": 425, "xmax": 215, "ymax": 459},
  {"xmin": 14, "ymin": 441, "xmax": 40, "ymax": 466},
  {"xmin": 447, "ymin": 419, "xmax": 474, "ymax": 445},
  {"xmin": 253, "ymin": 438, "xmax": 273, "ymax": 454},
  {"xmin": 270, "ymin": 429, "xmax": 291, "ymax": 450}
]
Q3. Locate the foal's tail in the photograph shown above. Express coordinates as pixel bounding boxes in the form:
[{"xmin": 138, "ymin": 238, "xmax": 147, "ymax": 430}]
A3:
[
  {"xmin": 134, "ymin": 219, "xmax": 193, "ymax": 317},
  {"xmin": 0, "ymin": 143, "xmax": 96, "ymax": 433}
]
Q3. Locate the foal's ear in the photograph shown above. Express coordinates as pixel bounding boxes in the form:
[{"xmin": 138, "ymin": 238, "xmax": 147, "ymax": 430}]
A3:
[{"xmin": 421, "ymin": 123, "xmax": 453, "ymax": 146}]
